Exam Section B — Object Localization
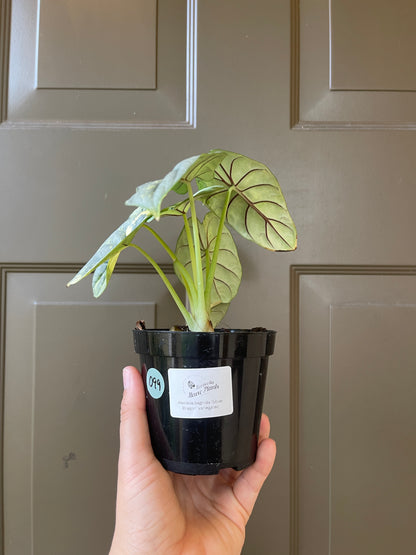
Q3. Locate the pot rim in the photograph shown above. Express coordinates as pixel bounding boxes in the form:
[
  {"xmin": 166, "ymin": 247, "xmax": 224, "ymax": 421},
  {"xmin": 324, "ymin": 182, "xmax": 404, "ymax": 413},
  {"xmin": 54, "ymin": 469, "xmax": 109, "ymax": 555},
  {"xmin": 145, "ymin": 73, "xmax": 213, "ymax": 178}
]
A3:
[
  {"xmin": 133, "ymin": 328, "xmax": 277, "ymax": 358},
  {"xmin": 133, "ymin": 328, "xmax": 277, "ymax": 334}
]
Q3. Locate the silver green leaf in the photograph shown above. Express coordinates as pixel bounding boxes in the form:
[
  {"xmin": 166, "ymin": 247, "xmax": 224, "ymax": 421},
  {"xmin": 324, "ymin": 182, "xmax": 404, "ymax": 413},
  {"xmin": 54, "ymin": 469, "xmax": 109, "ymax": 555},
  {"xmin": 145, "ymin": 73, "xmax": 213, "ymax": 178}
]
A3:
[
  {"xmin": 175, "ymin": 212, "xmax": 242, "ymax": 327},
  {"xmin": 125, "ymin": 155, "xmax": 200, "ymax": 218},
  {"xmin": 125, "ymin": 151, "xmax": 229, "ymax": 218},
  {"xmin": 201, "ymin": 151, "xmax": 297, "ymax": 251},
  {"xmin": 185, "ymin": 150, "xmax": 229, "ymax": 182},
  {"xmin": 92, "ymin": 255, "xmax": 119, "ymax": 298},
  {"xmin": 209, "ymin": 302, "xmax": 231, "ymax": 329},
  {"xmin": 67, "ymin": 207, "xmax": 150, "ymax": 288}
]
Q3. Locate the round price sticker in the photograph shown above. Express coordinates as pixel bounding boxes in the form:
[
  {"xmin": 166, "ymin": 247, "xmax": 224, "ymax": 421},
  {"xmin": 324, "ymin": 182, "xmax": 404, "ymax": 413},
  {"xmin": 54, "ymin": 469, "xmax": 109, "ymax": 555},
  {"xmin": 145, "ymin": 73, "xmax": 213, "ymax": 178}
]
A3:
[{"xmin": 146, "ymin": 368, "xmax": 165, "ymax": 399}]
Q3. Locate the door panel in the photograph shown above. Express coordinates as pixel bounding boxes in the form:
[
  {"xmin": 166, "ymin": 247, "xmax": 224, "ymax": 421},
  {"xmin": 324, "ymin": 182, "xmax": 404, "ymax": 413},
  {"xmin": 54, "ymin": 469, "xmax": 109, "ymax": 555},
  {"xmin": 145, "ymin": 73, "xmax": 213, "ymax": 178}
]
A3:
[
  {"xmin": 37, "ymin": 0, "xmax": 157, "ymax": 90},
  {"xmin": 2, "ymin": 266, "xmax": 180, "ymax": 554},
  {"xmin": 1, "ymin": 1, "xmax": 415, "ymax": 554},
  {"xmin": 291, "ymin": 267, "xmax": 416, "ymax": 555},
  {"xmin": 293, "ymin": 0, "xmax": 416, "ymax": 128},
  {"xmin": 330, "ymin": 0, "xmax": 416, "ymax": 91},
  {"xmin": 5, "ymin": 0, "xmax": 192, "ymax": 126}
]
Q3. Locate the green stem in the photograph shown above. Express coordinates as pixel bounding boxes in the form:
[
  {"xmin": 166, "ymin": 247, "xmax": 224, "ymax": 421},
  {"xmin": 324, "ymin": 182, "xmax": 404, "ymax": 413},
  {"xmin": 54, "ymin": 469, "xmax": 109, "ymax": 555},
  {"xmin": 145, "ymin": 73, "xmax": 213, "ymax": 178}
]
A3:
[
  {"xmin": 143, "ymin": 224, "xmax": 197, "ymax": 304},
  {"xmin": 129, "ymin": 244, "xmax": 196, "ymax": 328},
  {"xmin": 182, "ymin": 214, "xmax": 197, "ymax": 290},
  {"xmin": 143, "ymin": 224, "xmax": 176, "ymax": 258},
  {"xmin": 186, "ymin": 182, "xmax": 206, "ymax": 316},
  {"xmin": 204, "ymin": 187, "xmax": 234, "ymax": 309}
]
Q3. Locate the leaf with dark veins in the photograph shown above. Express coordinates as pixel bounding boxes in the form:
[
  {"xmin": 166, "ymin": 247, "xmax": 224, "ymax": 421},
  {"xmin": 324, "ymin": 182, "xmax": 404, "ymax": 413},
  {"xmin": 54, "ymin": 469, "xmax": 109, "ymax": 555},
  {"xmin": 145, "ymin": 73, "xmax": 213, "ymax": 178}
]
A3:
[{"xmin": 201, "ymin": 152, "xmax": 297, "ymax": 251}]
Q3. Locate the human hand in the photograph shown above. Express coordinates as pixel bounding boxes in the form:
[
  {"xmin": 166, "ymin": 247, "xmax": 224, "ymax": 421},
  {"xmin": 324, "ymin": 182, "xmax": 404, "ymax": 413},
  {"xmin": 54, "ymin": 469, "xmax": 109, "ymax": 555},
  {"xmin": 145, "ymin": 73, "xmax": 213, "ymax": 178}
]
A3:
[{"xmin": 109, "ymin": 365, "xmax": 276, "ymax": 555}]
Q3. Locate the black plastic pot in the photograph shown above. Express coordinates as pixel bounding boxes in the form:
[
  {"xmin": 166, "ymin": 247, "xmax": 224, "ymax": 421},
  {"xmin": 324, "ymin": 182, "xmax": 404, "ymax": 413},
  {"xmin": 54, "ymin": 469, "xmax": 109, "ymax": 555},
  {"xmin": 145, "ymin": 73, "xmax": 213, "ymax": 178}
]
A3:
[{"xmin": 133, "ymin": 328, "xmax": 276, "ymax": 475}]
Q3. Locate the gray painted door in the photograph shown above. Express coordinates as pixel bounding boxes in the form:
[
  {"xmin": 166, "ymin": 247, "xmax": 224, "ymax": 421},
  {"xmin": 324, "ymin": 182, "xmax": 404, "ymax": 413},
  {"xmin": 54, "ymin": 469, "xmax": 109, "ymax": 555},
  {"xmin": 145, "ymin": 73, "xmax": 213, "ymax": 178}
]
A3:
[{"xmin": 1, "ymin": 1, "xmax": 415, "ymax": 554}]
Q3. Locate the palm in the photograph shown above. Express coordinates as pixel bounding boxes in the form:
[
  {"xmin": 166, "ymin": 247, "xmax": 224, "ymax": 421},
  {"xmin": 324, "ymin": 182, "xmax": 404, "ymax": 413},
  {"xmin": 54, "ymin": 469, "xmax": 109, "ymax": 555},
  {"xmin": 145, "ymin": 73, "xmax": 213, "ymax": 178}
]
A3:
[{"xmin": 169, "ymin": 471, "xmax": 248, "ymax": 553}]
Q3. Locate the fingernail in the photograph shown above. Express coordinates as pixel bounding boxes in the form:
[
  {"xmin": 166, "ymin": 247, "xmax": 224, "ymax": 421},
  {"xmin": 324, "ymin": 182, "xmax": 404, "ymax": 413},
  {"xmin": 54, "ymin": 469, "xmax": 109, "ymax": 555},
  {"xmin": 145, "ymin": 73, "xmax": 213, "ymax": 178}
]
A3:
[{"xmin": 123, "ymin": 367, "xmax": 131, "ymax": 390}]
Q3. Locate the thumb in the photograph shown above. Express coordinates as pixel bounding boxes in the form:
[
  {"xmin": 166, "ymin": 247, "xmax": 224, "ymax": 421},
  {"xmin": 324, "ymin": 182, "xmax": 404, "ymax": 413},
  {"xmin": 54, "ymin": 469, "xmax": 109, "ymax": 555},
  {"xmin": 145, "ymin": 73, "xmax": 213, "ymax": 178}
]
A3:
[
  {"xmin": 112, "ymin": 368, "xmax": 170, "ymax": 552},
  {"xmin": 118, "ymin": 366, "xmax": 155, "ymax": 474}
]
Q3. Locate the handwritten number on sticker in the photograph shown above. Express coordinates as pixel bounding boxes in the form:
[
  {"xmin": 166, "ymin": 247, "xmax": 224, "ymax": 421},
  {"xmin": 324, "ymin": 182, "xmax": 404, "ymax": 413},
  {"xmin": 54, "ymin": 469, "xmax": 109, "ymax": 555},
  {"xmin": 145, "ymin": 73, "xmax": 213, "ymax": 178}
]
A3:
[{"xmin": 148, "ymin": 375, "xmax": 161, "ymax": 391}]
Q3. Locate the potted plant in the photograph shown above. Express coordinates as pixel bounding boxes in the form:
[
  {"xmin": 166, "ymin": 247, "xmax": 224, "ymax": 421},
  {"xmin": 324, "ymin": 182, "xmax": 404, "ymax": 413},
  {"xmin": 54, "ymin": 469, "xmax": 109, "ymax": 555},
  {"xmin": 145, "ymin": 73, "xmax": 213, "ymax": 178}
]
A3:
[{"xmin": 67, "ymin": 149, "xmax": 297, "ymax": 475}]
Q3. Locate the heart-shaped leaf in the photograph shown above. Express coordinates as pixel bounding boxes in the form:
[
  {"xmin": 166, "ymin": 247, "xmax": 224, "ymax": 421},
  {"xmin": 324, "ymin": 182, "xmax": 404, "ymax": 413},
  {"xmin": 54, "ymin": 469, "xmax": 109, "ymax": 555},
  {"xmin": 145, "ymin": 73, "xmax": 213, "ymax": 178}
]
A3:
[
  {"xmin": 201, "ymin": 151, "xmax": 297, "ymax": 251},
  {"xmin": 125, "ymin": 155, "xmax": 200, "ymax": 218},
  {"xmin": 67, "ymin": 207, "xmax": 150, "ymax": 287},
  {"xmin": 174, "ymin": 212, "xmax": 242, "ymax": 327}
]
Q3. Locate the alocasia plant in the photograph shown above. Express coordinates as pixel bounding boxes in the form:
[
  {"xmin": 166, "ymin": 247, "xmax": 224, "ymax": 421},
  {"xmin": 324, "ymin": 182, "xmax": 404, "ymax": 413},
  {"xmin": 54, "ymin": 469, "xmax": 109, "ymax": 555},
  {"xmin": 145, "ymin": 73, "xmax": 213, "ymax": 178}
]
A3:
[{"xmin": 67, "ymin": 150, "xmax": 297, "ymax": 331}]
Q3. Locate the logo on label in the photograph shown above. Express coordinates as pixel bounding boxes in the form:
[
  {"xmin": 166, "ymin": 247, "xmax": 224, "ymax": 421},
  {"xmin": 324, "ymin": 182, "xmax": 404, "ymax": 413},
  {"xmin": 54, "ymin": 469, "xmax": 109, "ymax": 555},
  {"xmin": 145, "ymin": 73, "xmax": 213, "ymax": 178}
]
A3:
[
  {"xmin": 183, "ymin": 375, "xmax": 220, "ymax": 398},
  {"xmin": 146, "ymin": 368, "xmax": 165, "ymax": 399}
]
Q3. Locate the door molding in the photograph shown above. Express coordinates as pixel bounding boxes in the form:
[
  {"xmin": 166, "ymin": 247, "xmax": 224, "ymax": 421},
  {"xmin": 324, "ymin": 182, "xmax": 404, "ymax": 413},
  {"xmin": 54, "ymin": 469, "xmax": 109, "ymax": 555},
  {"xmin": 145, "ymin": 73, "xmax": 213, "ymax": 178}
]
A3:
[
  {"xmin": 290, "ymin": 0, "xmax": 416, "ymax": 131},
  {"xmin": 0, "ymin": 0, "xmax": 11, "ymax": 124},
  {"xmin": 289, "ymin": 264, "xmax": 416, "ymax": 555},
  {"xmin": 0, "ymin": 0, "xmax": 197, "ymax": 129},
  {"xmin": 0, "ymin": 261, "xmax": 173, "ymax": 554}
]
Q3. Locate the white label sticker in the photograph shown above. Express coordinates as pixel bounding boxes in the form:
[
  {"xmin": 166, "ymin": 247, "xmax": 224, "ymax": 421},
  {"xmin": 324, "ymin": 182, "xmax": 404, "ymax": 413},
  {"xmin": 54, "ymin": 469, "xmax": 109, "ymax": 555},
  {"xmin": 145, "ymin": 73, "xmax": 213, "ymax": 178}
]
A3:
[{"xmin": 168, "ymin": 366, "xmax": 233, "ymax": 419}]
